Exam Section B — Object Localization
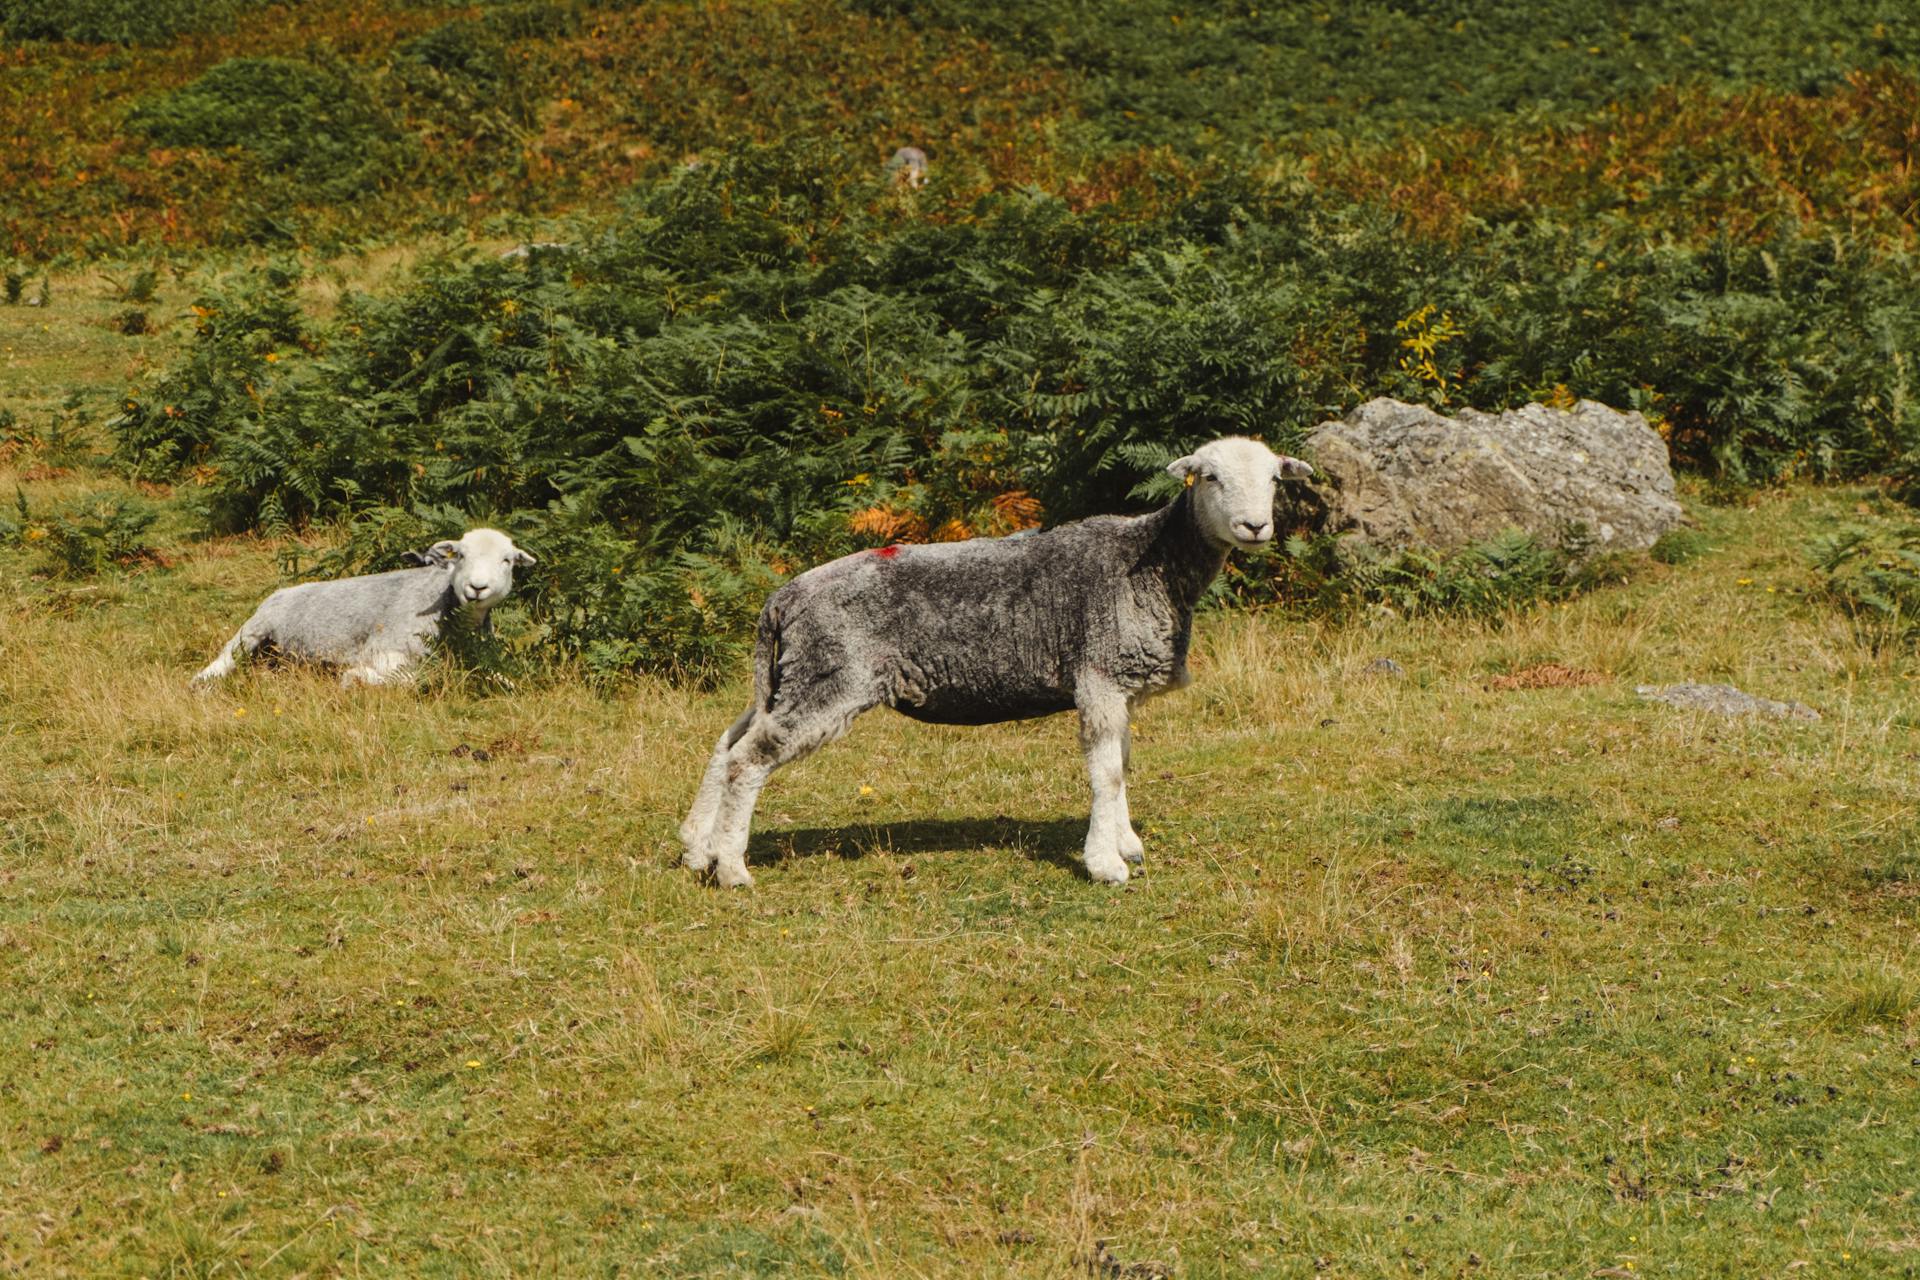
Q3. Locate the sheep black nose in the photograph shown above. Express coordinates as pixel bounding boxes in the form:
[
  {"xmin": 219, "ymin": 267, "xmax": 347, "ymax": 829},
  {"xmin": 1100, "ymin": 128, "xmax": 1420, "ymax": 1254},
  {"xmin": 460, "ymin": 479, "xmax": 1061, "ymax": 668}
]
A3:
[{"xmin": 1237, "ymin": 520, "xmax": 1269, "ymax": 539}]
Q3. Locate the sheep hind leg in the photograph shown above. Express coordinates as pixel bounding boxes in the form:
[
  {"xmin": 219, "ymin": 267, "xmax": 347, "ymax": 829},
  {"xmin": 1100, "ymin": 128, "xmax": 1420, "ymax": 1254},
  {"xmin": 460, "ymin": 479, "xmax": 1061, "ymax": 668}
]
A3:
[
  {"xmin": 1077, "ymin": 689, "xmax": 1132, "ymax": 885},
  {"xmin": 705, "ymin": 687, "xmax": 875, "ymax": 888},
  {"xmin": 1116, "ymin": 722, "xmax": 1145, "ymax": 867},
  {"xmin": 679, "ymin": 707, "xmax": 756, "ymax": 873}
]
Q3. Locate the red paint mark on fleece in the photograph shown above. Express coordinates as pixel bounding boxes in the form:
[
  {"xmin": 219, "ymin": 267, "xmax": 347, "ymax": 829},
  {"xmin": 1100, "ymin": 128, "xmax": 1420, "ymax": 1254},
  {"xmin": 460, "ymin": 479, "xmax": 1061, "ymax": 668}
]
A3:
[{"xmin": 872, "ymin": 545, "xmax": 901, "ymax": 559}]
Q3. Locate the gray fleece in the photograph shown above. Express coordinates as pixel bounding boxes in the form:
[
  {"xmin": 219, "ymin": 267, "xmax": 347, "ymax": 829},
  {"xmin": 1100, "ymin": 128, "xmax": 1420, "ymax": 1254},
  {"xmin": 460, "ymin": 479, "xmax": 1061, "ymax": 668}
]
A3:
[
  {"xmin": 248, "ymin": 569, "xmax": 460, "ymax": 661},
  {"xmin": 193, "ymin": 567, "xmax": 464, "ymax": 685},
  {"xmin": 759, "ymin": 489, "xmax": 1225, "ymax": 727}
]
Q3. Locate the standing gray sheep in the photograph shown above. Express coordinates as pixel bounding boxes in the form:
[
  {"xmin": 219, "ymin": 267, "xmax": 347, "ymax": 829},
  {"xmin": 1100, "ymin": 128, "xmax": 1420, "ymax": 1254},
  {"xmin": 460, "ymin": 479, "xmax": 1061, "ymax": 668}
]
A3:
[
  {"xmin": 680, "ymin": 437, "xmax": 1313, "ymax": 887},
  {"xmin": 191, "ymin": 528, "xmax": 535, "ymax": 688},
  {"xmin": 884, "ymin": 146, "xmax": 928, "ymax": 188}
]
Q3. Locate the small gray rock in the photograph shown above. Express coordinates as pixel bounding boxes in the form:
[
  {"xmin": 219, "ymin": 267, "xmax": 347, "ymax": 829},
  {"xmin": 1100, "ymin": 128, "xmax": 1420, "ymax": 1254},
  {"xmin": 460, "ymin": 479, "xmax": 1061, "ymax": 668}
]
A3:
[
  {"xmin": 1635, "ymin": 682, "xmax": 1819, "ymax": 721},
  {"xmin": 1299, "ymin": 397, "xmax": 1684, "ymax": 555},
  {"xmin": 1362, "ymin": 657, "xmax": 1405, "ymax": 678}
]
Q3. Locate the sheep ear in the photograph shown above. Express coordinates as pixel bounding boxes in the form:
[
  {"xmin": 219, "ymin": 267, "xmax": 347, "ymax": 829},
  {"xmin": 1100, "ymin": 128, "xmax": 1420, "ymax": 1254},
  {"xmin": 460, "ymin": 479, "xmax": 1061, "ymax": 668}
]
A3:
[
  {"xmin": 423, "ymin": 540, "xmax": 462, "ymax": 566},
  {"xmin": 1275, "ymin": 455, "xmax": 1314, "ymax": 480},
  {"xmin": 512, "ymin": 548, "xmax": 537, "ymax": 567},
  {"xmin": 1166, "ymin": 454, "xmax": 1201, "ymax": 480}
]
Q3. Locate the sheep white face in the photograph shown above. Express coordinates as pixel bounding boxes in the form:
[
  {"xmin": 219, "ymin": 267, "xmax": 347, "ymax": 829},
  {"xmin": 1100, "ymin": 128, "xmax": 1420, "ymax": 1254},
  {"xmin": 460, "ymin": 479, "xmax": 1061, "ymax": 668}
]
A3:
[
  {"xmin": 1167, "ymin": 437, "xmax": 1314, "ymax": 549},
  {"xmin": 422, "ymin": 528, "xmax": 537, "ymax": 609}
]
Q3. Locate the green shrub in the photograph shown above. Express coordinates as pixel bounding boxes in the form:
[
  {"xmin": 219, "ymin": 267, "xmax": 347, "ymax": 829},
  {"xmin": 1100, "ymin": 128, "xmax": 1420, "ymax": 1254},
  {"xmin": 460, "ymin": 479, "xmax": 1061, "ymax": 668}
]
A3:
[
  {"xmin": 126, "ymin": 56, "xmax": 412, "ymax": 201},
  {"xmin": 479, "ymin": 2, "xmax": 582, "ymax": 40},
  {"xmin": 1267, "ymin": 527, "xmax": 1605, "ymax": 620},
  {"xmin": 27, "ymin": 492, "xmax": 161, "ymax": 578},
  {"xmin": 1810, "ymin": 523, "xmax": 1920, "ymax": 648},
  {"xmin": 527, "ymin": 518, "xmax": 788, "ymax": 685},
  {"xmin": 393, "ymin": 19, "xmax": 539, "ymax": 139},
  {"xmin": 0, "ymin": 0, "xmax": 262, "ymax": 44},
  {"xmin": 994, "ymin": 240, "xmax": 1356, "ymax": 519},
  {"xmin": 1649, "ymin": 528, "xmax": 1711, "ymax": 565},
  {"xmin": 111, "ymin": 267, "xmax": 159, "ymax": 304},
  {"xmin": 114, "ymin": 147, "xmax": 1920, "ymax": 676},
  {"xmin": 115, "ymin": 268, "xmax": 307, "ymax": 494},
  {"xmin": 1887, "ymin": 440, "xmax": 1920, "ymax": 508},
  {"xmin": 855, "ymin": 0, "xmax": 1920, "ymax": 144},
  {"xmin": 398, "ymin": 20, "xmax": 510, "ymax": 82}
]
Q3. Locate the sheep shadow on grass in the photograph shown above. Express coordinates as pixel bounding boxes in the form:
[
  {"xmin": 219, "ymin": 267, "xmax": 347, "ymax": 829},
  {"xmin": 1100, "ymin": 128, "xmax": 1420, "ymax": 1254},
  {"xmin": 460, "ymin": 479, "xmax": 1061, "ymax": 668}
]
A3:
[{"xmin": 747, "ymin": 815, "xmax": 1088, "ymax": 875}]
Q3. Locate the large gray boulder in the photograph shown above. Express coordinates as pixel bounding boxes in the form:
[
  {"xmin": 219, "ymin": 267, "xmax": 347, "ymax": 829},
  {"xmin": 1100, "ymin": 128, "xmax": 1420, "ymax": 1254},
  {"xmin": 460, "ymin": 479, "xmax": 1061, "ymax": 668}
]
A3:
[{"xmin": 1297, "ymin": 398, "xmax": 1684, "ymax": 553}]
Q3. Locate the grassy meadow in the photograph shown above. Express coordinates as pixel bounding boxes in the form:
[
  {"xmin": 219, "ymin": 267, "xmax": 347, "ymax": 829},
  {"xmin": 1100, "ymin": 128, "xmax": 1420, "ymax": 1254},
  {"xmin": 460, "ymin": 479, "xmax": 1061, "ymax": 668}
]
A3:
[
  {"xmin": 5, "ymin": 0, "xmax": 1920, "ymax": 1273},
  {"xmin": 4, "ymin": 272, "xmax": 1920, "ymax": 1278}
]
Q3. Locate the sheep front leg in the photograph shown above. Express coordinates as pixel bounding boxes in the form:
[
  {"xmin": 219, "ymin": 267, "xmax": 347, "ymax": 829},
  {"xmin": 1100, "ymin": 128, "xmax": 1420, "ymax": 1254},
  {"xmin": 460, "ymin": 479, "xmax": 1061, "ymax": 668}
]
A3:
[
  {"xmin": 1077, "ymin": 691, "xmax": 1133, "ymax": 885},
  {"xmin": 341, "ymin": 650, "xmax": 413, "ymax": 688}
]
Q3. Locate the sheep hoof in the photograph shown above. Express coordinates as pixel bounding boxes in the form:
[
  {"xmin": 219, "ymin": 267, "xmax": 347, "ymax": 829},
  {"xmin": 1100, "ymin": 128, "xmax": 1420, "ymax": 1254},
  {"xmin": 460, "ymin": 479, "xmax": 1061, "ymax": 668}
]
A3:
[
  {"xmin": 713, "ymin": 861, "xmax": 754, "ymax": 889},
  {"xmin": 681, "ymin": 844, "xmax": 715, "ymax": 874},
  {"xmin": 1084, "ymin": 852, "xmax": 1130, "ymax": 885},
  {"xmin": 1121, "ymin": 847, "xmax": 1145, "ymax": 868}
]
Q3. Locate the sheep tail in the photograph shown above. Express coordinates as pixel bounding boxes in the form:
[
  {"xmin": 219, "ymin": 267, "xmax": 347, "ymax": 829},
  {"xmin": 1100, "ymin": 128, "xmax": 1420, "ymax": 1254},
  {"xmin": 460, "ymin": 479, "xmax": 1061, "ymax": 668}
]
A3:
[
  {"xmin": 751, "ymin": 598, "xmax": 783, "ymax": 714},
  {"xmin": 190, "ymin": 628, "xmax": 247, "ymax": 687}
]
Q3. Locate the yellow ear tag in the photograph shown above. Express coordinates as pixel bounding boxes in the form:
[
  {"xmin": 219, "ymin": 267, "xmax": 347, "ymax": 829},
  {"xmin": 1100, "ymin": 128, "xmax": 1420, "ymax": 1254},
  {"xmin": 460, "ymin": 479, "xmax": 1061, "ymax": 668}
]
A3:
[{"xmin": 1184, "ymin": 472, "xmax": 1196, "ymax": 488}]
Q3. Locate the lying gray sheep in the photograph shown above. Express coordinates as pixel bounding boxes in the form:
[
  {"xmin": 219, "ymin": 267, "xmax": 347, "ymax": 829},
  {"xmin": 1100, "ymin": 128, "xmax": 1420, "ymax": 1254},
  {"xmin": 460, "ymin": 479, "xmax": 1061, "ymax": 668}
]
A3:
[
  {"xmin": 680, "ymin": 437, "xmax": 1313, "ymax": 887},
  {"xmin": 191, "ymin": 528, "xmax": 535, "ymax": 688}
]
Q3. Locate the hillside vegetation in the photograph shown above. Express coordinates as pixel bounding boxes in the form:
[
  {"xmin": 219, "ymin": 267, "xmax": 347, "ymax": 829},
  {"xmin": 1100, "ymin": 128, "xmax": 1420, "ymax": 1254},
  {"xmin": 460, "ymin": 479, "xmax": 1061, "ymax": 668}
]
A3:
[{"xmin": 6, "ymin": 0, "xmax": 1916, "ymax": 674}]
